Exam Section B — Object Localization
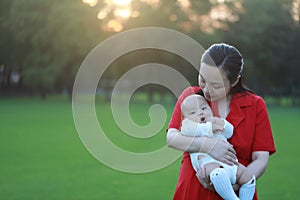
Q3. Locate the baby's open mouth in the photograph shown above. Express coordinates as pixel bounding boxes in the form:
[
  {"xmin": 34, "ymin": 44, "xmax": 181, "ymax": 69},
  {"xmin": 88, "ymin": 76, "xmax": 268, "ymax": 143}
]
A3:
[{"xmin": 201, "ymin": 117, "xmax": 206, "ymax": 122}]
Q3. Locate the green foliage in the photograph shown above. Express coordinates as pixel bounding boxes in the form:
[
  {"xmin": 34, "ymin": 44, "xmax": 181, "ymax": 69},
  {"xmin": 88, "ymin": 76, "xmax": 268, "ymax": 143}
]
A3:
[
  {"xmin": 221, "ymin": 0, "xmax": 300, "ymax": 95},
  {"xmin": 1, "ymin": 0, "xmax": 299, "ymax": 98},
  {"xmin": 1, "ymin": 0, "xmax": 105, "ymax": 96}
]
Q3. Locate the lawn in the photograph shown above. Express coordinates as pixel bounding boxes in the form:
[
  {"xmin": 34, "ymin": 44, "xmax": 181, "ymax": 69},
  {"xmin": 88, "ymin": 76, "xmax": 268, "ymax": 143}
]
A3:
[{"xmin": 0, "ymin": 97, "xmax": 299, "ymax": 199}]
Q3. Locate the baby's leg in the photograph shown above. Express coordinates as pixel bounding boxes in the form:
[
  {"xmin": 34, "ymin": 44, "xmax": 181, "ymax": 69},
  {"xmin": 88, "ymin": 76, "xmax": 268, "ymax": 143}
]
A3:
[
  {"xmin": 236, "ymin": 163, "xmax": 253, "ymax": 185},
  {"xmin": 236, "ymin": 164, "xmax": 256, "ymax": 200},
  {"xmin": 205, "ymin": 163, "xmax": 239, "ymax": 200},
  {"xmin": 204, "ymin": 162, "xmax": 223, "ymax": 180}
]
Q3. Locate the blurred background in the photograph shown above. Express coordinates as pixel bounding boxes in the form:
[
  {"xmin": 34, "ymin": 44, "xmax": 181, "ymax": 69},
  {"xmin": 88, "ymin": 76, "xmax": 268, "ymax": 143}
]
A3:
[
  {"xmin": 1, "ymin": 0, "xmax": 300, "ymax": 199},
  {"xmin": 0, "ymin": 0, "xmax": 299, "ymax": 103}
]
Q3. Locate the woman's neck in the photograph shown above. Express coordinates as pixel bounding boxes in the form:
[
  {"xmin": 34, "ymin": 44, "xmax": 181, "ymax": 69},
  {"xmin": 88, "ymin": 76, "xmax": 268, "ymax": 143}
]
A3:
[{"xmin": 211, "ymin": 95, "xmax": 232, "ymax": 118}]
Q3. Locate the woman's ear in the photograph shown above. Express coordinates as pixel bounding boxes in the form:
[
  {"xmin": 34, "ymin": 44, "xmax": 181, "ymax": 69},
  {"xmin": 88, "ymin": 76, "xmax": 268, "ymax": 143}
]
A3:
[{"xmin": 231, "ymin": 75, "xmax": 241, "ymax": 87}]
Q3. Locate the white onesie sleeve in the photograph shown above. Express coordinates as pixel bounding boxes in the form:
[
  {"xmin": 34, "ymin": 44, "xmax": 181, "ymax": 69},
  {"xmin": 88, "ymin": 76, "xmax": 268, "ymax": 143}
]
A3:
[
  {"xmin": 221, "ymin": 119, "xmax": 234, "ymax": 139},
  {"xmin": 181, "ymin": 119, "xmax": 213, "ymax": 137}
]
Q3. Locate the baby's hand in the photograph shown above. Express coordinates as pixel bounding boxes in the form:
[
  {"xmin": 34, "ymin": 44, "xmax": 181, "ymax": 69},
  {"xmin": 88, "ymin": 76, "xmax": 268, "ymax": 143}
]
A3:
[{"xmin": 211, "ymin": 117, "xmax": 225, "ymax": 133}]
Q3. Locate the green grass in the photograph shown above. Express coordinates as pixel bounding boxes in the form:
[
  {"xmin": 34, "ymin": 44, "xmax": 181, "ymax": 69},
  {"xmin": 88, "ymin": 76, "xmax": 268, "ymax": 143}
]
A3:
[
  {"xmin": 0, "ymin": 97, "xmax": 179, "ymax": 200},
  {"xmin": 257, "ymin": 106, "xmax": 300, "ymax": 199},
  {"xmin": 0, "ymin": 97, "xmax": 299, "ymax": 199}
]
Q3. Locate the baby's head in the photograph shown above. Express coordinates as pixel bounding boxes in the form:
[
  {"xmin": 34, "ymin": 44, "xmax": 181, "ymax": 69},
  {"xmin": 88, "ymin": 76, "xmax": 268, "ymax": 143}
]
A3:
[{"xmin": 181, "ymin": 94, "xmax": 213, "ymax": 123}]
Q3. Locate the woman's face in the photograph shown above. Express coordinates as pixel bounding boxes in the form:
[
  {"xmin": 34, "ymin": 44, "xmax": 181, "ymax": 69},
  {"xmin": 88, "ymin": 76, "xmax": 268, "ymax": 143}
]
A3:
[{"xmin": 198, "ymin": 63, "xmax": 231, "ymax": 102}]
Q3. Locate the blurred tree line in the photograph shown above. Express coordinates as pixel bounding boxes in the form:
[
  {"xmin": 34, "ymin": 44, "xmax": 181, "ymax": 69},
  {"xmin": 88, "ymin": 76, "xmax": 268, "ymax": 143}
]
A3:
[{"xmin": 0, "ymin": 0, "xmax": 299, "ymax": 104}]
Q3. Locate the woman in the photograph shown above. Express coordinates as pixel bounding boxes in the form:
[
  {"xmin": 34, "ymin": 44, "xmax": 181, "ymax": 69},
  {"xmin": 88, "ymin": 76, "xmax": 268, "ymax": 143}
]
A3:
[{"xmin": 166, "ymin": 43, "xmax": 276, "ymax": 200}]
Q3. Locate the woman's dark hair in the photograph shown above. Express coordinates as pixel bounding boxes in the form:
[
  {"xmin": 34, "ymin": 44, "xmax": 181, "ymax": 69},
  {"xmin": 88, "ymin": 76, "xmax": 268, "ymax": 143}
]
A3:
[{"xmin": 201, "ymin": 43, "xmax": 252, "ymax": 94}]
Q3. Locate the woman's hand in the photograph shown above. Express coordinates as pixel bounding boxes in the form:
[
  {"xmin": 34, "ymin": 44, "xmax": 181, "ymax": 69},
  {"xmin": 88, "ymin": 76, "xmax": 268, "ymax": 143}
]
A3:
[
  {"xmin": 167, "ymin": 129, "xmax": 237, "ymax": 165},
  {"xmin": 196, "ymin": 165, "xmax": 240, "ymax": 192},
  {"xmin": 203, "ymin": 137, "xmax": 237, "ymax": 166},
  {"xmin": 196, "ymin": 165, "xmax": 215, "ymax": 191}
]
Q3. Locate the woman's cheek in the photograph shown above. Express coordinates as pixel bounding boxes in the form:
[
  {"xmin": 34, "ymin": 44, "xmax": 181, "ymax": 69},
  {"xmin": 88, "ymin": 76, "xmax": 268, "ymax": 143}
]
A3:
[{"xmin": 215, "ymin": 89, "xmax": 227, "ymax": 99}]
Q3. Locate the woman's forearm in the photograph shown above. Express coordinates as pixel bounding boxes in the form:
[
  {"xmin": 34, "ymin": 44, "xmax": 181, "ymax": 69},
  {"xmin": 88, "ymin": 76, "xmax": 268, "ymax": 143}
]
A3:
[
  {"xmin": 167, "ymin": 128, "xmax": 237, "ymax": 165},
  {"xmin": 246, "ymin": 151, "xmax": 270, "ymax": 179},
  {"xmin": 166, "ymin": 128, "xmax": 204, "ymax": 153}
]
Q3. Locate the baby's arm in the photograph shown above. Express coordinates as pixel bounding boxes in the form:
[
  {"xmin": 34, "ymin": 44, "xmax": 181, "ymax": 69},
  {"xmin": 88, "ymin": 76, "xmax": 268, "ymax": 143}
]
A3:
[
  {"xmin": 211, "ymin": 117, "xmax": 233, "ymax": 139},
  {"xmin": 222, "ymin": 119, "xmax": 234, "ymax": 139},
  {"xmin": 181, "ymin": 119, "xmax": 213, "ymax": 137}
]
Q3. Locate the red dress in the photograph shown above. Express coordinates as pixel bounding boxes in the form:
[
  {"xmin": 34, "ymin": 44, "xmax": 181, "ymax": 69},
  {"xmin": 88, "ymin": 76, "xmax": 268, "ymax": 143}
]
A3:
[{"xmin": 168, "ymin": 86, "xmax": 276, "ymax": 200}]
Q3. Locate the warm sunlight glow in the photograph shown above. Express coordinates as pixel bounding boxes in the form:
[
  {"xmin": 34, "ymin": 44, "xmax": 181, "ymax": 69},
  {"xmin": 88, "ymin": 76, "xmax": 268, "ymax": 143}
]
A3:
[
  {"xmin": 210, "ymin": 4, "xmax": 238, "ymax": 21},
  {"xmin": 81, "ymin": 0, "xmax": 161, "ymax": 32},
  {"xmin": 169, "ymin": 14, "xmax": 178, "ymax": 22},
  {"xmin": 176, "ymin": 0, "xmax": 241, "ymax": 33},
  {"xmin": 105, "ymin": 19, "xmax": 123, "ymax": 32},
  {"xmin": 82, "ymin": 0, "xmax": 98, "ymax": 7},
  {"xmin": 98, "ymin": 11, "xmax": 107, "ymax": 20},
  {"xmin": 292, "ymin": 0, "xmax": 300, "ymax": 22},
  {"xmin": 113, "ymin": 0, "xmax": 132, "ymax": 6},
  {"xmin": 131, "ymin": 11, "xmax": 140, "ymax": 18},
  {"xmin": 217, "ymin": 0, "xmax": 234, "ymax": 3},
  {"xmin": 177, "ymin": 0, "xmax": 190, "ymax": 9},
  {"xmin": 179, "ymin": 21, "xmax": 192, "ymax": 32},
  {"xmin": 114, "ymin": 8, "xmax": 131, "ymax": 19},
  {"xmin": 140, "ymin": 0, "xmax": 160, "ymax": 8},
  {"xmin": 84, "ymin": 0, "xmax": 136, "ymax": 32}
]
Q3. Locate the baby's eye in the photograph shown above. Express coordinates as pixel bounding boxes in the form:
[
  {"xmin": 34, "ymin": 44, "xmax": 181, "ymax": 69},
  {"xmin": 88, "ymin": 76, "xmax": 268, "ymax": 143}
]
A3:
[
  {"xmin": 201, "ymin": 107, "xmax": 207, "ymax": 110},
  {"xmin": 213, "ymin": 85, "xmax": 223, "ymax": 89},
  {"xmin": 190, "ymin": 111, "xmax": 196, "ymax": 114},
  {"xmin": 199, "ymin": 78, "xmax": 206, "ymax": 87}
]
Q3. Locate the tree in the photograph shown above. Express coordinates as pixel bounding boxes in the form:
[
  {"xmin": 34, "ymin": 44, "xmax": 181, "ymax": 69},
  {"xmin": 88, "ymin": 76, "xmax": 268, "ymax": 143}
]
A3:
[
  {"xmin": 3, "ymin": 0, "xmax": 298, "ymax": 101},
  {"xmin": 2, "ymin": 0, "xmax": 104, "ymax": 98},
  {"xmin": 221, "ymin": 0, "xmax": 298, "ymax": 96}
]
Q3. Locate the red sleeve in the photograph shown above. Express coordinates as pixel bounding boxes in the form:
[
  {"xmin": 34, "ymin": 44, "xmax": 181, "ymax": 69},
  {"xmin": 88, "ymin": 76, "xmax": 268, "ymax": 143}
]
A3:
[
  {"xmin": 167, "ymin": 86, "xmax": 201, "ymax": 131},
  {"xmin": 252, "ymin": 97, "xmax": 276, "ymax": 155}
]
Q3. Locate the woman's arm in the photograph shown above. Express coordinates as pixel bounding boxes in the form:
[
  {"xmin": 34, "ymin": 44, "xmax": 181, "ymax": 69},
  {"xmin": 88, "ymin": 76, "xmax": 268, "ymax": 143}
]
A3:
[
  {"xmin": 246, "ymin": 151, "xmax": 269, "ymax": 179},
  {"xmin": 167, "ymin": 128, "xmax": 237, "ymax": 165},
  {"xmin": 195, "ymin": 151, "xmax": 269, "ymax": 192},
  {"xmin": 167, "ymin": 128, "xmax": 203, "ymax": 152}
]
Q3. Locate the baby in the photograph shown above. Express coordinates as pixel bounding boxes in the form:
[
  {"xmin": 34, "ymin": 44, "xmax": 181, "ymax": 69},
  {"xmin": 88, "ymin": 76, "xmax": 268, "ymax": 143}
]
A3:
[{"xmin": 180, "ymin": 94, "xmax": 256, "ymax": 200}]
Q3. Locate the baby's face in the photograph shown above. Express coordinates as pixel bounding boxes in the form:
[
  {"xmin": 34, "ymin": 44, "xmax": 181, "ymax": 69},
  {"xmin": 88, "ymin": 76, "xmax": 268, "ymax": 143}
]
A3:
[{"xmin": 183, "ymin": 96, "xmax": 213, "ymax": 123}]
